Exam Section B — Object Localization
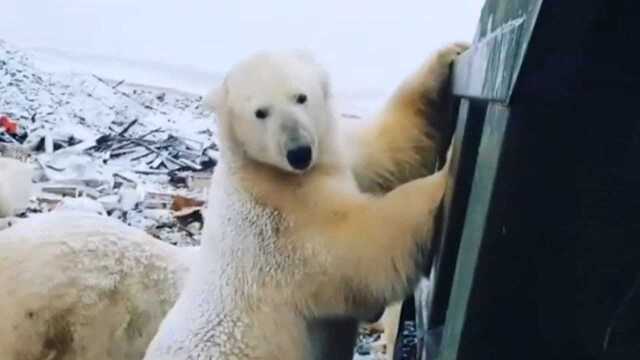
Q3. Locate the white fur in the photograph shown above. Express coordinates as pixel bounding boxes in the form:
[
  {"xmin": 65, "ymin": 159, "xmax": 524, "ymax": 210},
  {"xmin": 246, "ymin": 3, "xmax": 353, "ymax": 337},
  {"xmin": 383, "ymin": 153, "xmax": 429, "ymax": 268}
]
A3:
[
  {"xmin": 0, "ymin": 211, "xmax": 194, "ymax": 360},
  {"xmin": 0, "ymin": 157, "xmax": 34, "ymax": 217},
  {"xmin": 144, "ymin": 50, "xmax": 454, "ymax": 359},
  {"xmin": 209, "ymin": 51, "xmax": 334, "ymax": 175}
]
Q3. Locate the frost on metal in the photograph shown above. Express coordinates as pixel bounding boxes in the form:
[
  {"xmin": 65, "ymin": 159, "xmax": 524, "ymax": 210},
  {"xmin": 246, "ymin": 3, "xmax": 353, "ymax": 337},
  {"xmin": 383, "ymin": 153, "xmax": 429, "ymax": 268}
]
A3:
[{"xmin": 452, "ymin": 15, "xmax": 528, "ymax": 102}]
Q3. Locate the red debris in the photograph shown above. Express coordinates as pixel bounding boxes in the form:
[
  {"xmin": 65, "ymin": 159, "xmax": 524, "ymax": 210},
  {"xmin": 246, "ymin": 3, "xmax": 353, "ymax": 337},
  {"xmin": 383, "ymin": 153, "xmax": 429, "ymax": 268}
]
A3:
[{"xmin": 0, "ymin": 115, "xmax": 18, "ymax": 134}]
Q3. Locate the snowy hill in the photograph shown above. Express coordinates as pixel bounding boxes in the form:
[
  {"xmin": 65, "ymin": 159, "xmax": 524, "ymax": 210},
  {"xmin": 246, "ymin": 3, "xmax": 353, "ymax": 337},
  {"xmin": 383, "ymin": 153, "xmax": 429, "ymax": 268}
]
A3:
[
  {"xmin": 0, "ymin": 40, "xmax": 217, "ymax": 245},
  {"xmin": 0, "ymin": 39, "xmax": 214, "ymax": 147}
]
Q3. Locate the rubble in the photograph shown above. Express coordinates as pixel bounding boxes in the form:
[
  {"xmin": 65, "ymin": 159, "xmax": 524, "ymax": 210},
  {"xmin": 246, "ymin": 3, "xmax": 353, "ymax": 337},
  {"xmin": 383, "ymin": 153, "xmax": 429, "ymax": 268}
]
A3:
[
  {"xmin": 0, "ymin": 39, "xmax": 215, "ymax": 246},
  {"xmin": 0, "ymin": 115, "xmax": 18, "ymax": 134},
  {"xmin": 171, "ymin": 194, "xmax": 205, "ymax": 229}
]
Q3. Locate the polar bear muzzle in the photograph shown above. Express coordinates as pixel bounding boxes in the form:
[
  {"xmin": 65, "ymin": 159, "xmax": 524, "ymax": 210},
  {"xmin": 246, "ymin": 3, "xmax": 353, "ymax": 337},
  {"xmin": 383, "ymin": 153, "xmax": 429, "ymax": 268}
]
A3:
[
  {"xmin": 286, "ymin": 145, "xmax": 313, "ymax": 170},
  {"xmin": 280, "ymin": 119, "xmax": 315, "ymax": 171}
]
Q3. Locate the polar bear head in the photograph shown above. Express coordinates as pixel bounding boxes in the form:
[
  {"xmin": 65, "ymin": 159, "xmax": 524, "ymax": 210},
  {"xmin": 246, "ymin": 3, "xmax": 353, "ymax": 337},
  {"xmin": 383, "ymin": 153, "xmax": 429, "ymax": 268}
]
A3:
[{"xmin": 205, "ymin": 50, "xmax": 334, "ymax": 174}]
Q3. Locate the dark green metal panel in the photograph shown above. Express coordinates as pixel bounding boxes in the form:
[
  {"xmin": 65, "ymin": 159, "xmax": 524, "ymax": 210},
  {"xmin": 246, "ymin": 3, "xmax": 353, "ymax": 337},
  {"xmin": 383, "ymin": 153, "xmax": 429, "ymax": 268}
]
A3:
[
  {"xmin": 472, "ymin": 0, "xmax": 541, "ymax": 40},
  {"xmin": 452, "ymin": 0, "xmax": 541, "ymax": 103},
  {"xmin": 416, "ymin": 98, "xmax": 487, "ymax": 359},
  {"xmin": 438, "ymin": 104, "xmax": 511, "ymax": 360}
]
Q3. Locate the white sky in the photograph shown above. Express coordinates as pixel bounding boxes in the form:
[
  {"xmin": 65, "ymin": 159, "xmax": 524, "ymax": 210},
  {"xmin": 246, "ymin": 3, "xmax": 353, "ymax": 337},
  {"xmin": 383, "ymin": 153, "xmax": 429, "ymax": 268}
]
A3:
[{"xmin": 1, "ymin": 0, "xmax": 483, "ymax": 112}]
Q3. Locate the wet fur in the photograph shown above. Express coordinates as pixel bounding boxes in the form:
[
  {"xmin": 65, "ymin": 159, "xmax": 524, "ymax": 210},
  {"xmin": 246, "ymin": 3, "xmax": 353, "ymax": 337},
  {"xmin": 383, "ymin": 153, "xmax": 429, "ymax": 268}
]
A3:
[
  {"xmin": 145, "ymin": 43, "xmax": 465, "ymax": 360},
  {"xmin": 0, "ymin": 157, "xmax": 33, "ymax": 218},
  {"xmin": 0, "ymin": 212, "xmax": 193, "ymax": 360}
]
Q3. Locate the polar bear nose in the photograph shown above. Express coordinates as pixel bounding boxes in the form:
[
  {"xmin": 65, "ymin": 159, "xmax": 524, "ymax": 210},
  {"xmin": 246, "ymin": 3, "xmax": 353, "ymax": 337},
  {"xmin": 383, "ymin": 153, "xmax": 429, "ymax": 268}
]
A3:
[{"xmin": 286, "ymin": 145, "xmax": 312, "ymax": 170}]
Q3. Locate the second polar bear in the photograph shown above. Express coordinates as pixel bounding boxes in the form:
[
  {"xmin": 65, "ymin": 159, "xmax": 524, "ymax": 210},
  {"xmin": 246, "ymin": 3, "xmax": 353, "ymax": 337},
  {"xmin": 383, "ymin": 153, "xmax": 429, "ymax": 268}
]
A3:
[
  {"xmin": 0, "ymin": 157, "xmax": 33, "ymax": 219},
  {"xmin": 144, "ymin": 44, "xmax": 464, "ymax": 359}
]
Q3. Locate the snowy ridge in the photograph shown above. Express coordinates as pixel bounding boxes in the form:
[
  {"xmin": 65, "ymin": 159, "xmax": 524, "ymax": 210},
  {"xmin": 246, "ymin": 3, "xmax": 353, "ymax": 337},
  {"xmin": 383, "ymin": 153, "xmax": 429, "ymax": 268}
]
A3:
[
  {"xmin": 29, "ymin": 46, "xmax": 222, "ymax": 96},
  {"xmin": 0, "ymin": 39, "xmax": 215, "ymax": 146}
]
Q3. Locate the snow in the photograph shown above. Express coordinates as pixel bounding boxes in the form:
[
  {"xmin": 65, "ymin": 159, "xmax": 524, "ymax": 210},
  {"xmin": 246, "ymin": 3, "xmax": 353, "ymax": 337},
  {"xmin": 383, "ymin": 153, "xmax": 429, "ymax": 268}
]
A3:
[
  {"xmin": 0, "ymin": 40, "xmax": 214, "ymax": 246},
  {"xmin": 55, "ymin": 196, "xmax": 107, "ymax": 215}
]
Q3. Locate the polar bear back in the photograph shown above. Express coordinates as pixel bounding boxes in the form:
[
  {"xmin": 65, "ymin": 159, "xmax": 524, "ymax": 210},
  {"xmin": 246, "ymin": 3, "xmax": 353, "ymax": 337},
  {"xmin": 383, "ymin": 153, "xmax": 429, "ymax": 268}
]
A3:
[{"xmin": 0, "ymin": 211, "xmax": 192, "ymax": 360}]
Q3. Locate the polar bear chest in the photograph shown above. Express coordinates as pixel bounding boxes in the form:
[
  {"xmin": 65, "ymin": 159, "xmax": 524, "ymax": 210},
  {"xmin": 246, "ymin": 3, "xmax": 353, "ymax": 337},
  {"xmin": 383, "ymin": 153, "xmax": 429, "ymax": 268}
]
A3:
[{"xmin": 200, "ymin": 176, "xmax": 309, "ymax": 298}]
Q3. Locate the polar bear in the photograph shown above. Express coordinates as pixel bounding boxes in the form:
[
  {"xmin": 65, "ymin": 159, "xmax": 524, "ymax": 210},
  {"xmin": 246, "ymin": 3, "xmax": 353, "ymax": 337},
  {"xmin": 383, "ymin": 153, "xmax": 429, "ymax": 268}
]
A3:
[
  {"xmin": 0, "ymin": 157, "xmax": 34, "ymax": 219},
  {"xmin": 0, "ymin": 211, "xmax": 195, "ymax": 360},
  {"xmin": 143, "ymin": 44, "xmax": 464, "ymax": 360},
  {"xmin": 0, "ymin": 42, "xmax": 466, "ymax": 360}
]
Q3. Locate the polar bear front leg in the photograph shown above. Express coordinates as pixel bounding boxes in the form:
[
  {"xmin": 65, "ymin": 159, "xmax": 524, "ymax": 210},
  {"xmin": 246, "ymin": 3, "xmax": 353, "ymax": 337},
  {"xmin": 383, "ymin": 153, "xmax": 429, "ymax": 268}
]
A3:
[
  {"xmin": 350, "ymin": 42, "xmax": 468, "ymax": 193},
  {"xmin": 324, "ymin": 148, "xmax": 452, "ymax": 310}
]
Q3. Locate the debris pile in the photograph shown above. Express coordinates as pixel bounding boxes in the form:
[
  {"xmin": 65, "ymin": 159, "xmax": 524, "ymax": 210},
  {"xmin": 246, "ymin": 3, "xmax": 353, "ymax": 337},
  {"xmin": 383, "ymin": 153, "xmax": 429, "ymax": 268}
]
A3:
[{"xmin": 0, "ymin": 40, "xmax": 215, "ymax": 245}]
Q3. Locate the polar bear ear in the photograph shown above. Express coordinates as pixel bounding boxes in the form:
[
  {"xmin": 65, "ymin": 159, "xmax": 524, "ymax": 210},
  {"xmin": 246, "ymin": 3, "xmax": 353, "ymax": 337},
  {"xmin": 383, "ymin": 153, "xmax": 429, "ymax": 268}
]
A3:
[
  {"xmin": 202, "ymin": 79, "xmax": 228, "ymax": 114},
  {"xmin": 293, "ymin": 50, "xmax": 331, "ymax": 100}
]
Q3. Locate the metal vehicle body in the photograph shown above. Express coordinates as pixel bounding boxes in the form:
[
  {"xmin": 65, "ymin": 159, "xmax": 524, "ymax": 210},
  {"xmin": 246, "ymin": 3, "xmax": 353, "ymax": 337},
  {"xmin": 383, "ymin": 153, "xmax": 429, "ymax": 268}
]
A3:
[{"xmin": 392, "ymin": 1, "xmax": 640, "ymax": 359}]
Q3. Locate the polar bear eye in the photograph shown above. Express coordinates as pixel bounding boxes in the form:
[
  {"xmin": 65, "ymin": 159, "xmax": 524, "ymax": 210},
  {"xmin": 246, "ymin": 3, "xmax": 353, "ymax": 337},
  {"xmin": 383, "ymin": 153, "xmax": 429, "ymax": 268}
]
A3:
[
  {"xmin": 255, "ymin": 108, "xmax": 269, "ymax": 119},
  {"xmin": 295, "ymin": 94, "xmax": 307, "ymax": 104}
]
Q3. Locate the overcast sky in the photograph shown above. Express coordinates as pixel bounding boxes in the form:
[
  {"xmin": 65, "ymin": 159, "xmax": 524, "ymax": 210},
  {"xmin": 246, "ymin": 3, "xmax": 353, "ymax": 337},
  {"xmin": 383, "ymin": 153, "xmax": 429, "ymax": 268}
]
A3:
[{"xmin": 1, "ymin": 0, "xmax": 484, "ymax": 111}]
